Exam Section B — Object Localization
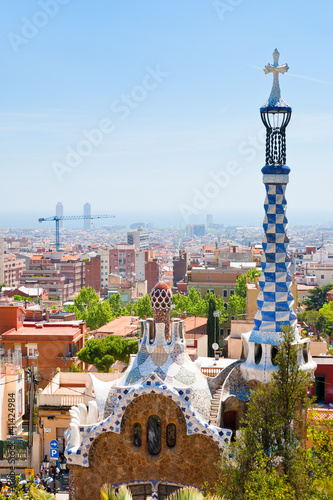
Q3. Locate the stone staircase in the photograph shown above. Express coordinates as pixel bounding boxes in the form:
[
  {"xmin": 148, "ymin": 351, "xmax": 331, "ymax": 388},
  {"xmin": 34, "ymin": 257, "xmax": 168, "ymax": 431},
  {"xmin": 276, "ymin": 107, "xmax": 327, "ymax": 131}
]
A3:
[
  {"xmin": 209, "ymin": 386, "xmax": 223, "ymax": 425},
  {"xmin": 208, "ymin": 361, "xmax": 240, "ymax": 426}
]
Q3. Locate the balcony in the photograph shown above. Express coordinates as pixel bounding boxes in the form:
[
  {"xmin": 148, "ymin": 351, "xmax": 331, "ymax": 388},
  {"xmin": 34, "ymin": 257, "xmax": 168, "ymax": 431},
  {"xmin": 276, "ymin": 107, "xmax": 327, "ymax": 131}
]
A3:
[
  {"xmin": 201, "ymin": 366, "xmax": 221, "ymax": 377},
  {"xmin": 37, "ymin": 392, "xmax": 84, "ymax": 408},
  {"xmin": 57, "ymin": 354, "xmax": 78, "ymax": 362}
]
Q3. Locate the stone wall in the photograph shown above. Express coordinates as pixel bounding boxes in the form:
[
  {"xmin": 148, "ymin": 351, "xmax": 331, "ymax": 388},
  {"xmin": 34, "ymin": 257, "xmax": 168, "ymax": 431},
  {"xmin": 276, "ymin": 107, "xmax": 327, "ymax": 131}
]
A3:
[{"xmin": 69, "ymin": 393, "xmax": 221, "ymax": 499}]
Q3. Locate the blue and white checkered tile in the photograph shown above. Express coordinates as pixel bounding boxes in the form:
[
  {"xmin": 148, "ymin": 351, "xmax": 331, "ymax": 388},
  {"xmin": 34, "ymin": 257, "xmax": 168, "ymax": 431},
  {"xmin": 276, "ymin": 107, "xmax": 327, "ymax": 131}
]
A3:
[{"xmin": 249, "ymin": 179, "xmax": 296, "ymax": 345}]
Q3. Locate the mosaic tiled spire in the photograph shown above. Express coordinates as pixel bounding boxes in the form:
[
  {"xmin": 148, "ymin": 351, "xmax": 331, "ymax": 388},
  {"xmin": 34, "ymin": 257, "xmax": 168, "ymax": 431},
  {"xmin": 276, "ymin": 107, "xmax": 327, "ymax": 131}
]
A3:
[
  {"xmin": 150, "ymin": 281, "xmax": 172, "ymax": 337},
  {"xmin": 241, "ymin": 50, "xmax": 316, "ymax": 383},
  {"xmin": 249, "ymin": 174, "xmax": 297, "ymax": 345},
  {"xmin": 249, "ymin": 49, "xmax": 296, "ymax": 346}
]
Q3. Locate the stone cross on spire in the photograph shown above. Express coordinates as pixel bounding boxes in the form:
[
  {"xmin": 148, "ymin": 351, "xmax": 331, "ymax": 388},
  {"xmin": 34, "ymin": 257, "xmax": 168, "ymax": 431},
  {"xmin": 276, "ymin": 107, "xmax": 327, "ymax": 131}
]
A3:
[{"xmin": 264, "ymin": 48, "xmax": 289, "ymax": 108}]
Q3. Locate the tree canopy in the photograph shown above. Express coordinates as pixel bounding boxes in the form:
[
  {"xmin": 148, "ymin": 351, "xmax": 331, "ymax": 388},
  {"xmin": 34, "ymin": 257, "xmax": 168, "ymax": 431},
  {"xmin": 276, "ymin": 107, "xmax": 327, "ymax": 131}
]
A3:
[
  {"xmin": 303, "ymin": 283, "xmax": 333, "ymax": 311},
  {"xmin": 213, "ymin": 326, "xmax": 317, "ymax": 499},
  {"xmin": 172, "ymin": 288, "xmax": 228, "ymax": 320},
  {"xmin": 77, "ymin": 335, "xmax": 138, "ymax": 372},
  {"xmin": 234, "ymin": 268, "xmax": 261, "ymax": 299},
  {"xmin": 65, "ymin": 288, "xmax": 155, "ymax": 329}
]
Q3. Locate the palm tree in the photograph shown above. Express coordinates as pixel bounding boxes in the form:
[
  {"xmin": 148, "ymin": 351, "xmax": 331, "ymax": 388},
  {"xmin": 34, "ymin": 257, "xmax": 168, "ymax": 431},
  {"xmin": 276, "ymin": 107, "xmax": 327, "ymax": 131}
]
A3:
[
  {"xmin": 101, "ymin": 485, "xmax": 133, "ymax": 500},
  {"xmin": 29, "ymin": 485, "xmax": 56, "ymax": 499},
  {"xmin": 167, "ymin": 488, "xmax": 204, "ymax": 500}
]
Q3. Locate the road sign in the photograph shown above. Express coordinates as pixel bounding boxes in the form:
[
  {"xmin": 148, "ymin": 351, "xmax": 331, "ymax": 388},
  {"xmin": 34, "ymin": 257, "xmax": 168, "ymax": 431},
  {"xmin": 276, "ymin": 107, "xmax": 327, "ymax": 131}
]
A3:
[
  {"xmin": 212, "ymin": 343, "xmax": 219, "ymax": 351},
  {"xmin": 50, "ymin": 439, "xmax": 58, "ymax": 448},
  {"xmin": 10, "ymin": 436, "xmax": 24, "ymax": 441},
  {"xmin": 50, "ymin": 448, "xmax": 59, "ymax": 459},
  {"xmin": 25, "ymin": 468, "xmax": 34, "ymax": 480}
]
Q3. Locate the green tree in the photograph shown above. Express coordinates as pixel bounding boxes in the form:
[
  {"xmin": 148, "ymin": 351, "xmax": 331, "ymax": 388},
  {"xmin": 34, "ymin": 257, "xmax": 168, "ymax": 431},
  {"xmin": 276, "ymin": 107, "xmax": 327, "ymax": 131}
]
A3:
[
  {"xmin": 303, "ymin": 283, "xmax": 333, "ymax": 311},
  {"xmin": 84, "ymin": 300, "xmax": 114, "ymax": 330},
  {"xmin": 72, "ymin": 286, "xmax": 100, "ymax": 313},
  {"xmin": 317, "ymin": 301, "xmax": 333, "ymax": 337},
  {"xmin": 214, "ymin": 326, "xmax": 313, "ymax": 499},
  {"xmin": 228, "ymin": 294, "xmax": 246, "ymax": 318},
  {"xmin": 131, "ymin": 293, "xmax": 153, "ymax": 319},
  {"xmin": 109, "ymin": 292, "xmax": 124, "ymax": 315},
  {"xmin": 235, "ymin": 269, "xmax": 261, "ymax": 299},
  {"xmin": 66, "ymin": 287, "xmax": 115, "ymax": 330},
  {"xmin": 172, "ymin": 289, "xmax": 227, "ymax": 320},
  {"xmin": 308, "ymin": 414, "xmax": 333, "ymax": 497},
  {"xmin": 77, "ymin": 336, "xmax": 138, "ymax": 372}
]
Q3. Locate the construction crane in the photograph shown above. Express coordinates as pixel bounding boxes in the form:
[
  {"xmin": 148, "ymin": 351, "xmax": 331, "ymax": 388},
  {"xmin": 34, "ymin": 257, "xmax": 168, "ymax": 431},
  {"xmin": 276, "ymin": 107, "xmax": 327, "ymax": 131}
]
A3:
[{"xmin": 38, "ymin": 214, "xmax": 115, "ymax": 251}]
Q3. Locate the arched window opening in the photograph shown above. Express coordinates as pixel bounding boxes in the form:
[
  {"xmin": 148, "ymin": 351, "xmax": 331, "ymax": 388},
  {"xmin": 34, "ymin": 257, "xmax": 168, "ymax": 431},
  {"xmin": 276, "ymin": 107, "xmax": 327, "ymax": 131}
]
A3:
[
  {"xmin": 147, "ymin": 415, "xmax": 161, "ymax": 455},
  {"xmin": 133, "ymin": 423, "xmax": 142, "ymax": 447},
  {"xmin": 254, "ymin": 343, "xmax": 262, "ymax": 365},
  {"xmin": 303, "ymin": 344, "xmax": 309, "ymax": 364},
  {"xmin": 271, "ymin": 346, "xmax": 278, "ymax": 366},
  {"xmin": 241, "ymin": 339, "xmax": 248, "ymax": 360},
  {"xmin": 166, "ymin": 423, "xmax": 176, "ymax": 448}
]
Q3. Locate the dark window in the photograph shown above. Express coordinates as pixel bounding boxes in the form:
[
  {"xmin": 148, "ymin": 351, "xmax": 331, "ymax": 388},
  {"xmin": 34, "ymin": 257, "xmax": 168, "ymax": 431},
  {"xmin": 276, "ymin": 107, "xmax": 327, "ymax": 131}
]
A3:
[
  {"xmin": 254, "ymin": 343, "xmax": 262, "ymax": 365},
  {"xmin": 272, "ymin": 346, "xmax": 278, "ymax": 366},
  {"xmin": 128, "ymin": 483, "xmax": 152, "ymax": 500},
  {"xmin": 303, "ymin": 344, "xmax": 309, "ymax": 364},
  {"xmin": 315, "ymin": 375, "xmax": 326, "ymax": 403},
  {"xmin": 133, "ymin": 423, "xmax": 142, "ymax": 447},
  {"xmin": 166, "ymin": 423, "xmax": 176, "ymax": 448},
  {"xmin": 147, "ymin": 415, "xmax": 161, "ymax": 455},
  {"xmin": 158, "ymin": 484, "xmax": 181, "ymax": 500}
]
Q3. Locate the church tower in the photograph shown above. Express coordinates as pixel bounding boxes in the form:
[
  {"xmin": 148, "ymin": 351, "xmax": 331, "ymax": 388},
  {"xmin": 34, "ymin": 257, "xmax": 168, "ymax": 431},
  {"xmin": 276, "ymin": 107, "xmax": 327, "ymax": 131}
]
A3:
[{"xmin": 240, "ymin": 49, "xmax": 316, "ymax": 383}]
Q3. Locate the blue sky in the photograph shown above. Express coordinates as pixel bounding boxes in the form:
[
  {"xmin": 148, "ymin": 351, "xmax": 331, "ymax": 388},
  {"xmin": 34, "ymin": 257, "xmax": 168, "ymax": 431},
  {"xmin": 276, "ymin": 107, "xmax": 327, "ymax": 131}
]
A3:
[{"xmin": 1, "ymin": 0, "xmax": 332, "ymax": 228}]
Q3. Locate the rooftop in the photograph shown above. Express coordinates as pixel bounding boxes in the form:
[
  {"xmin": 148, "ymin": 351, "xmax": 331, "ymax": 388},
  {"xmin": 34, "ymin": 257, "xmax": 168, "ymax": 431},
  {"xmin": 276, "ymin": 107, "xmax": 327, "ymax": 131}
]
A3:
[
  {"xmin": 95, "ymin": 315, "xmax": 140, "ymax": 336},
  {"xmin": 2, "ymin": 322, "xmax": 84, "ymax": 341}
]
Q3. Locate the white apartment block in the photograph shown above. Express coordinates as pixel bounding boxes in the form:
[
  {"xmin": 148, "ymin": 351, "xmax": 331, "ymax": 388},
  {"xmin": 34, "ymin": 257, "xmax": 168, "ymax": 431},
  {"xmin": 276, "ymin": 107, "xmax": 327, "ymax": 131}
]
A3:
[{"xmin": 97, "ymin": 249, "xmax": 110, "ymax": 288}]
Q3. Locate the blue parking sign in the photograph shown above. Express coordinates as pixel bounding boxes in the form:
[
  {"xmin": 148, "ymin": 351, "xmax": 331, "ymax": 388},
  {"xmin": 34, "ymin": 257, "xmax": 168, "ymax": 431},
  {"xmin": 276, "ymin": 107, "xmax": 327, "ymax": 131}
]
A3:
[{"xmin": 50, "ymin": 448, "xmax": 59, "ymax": 459}]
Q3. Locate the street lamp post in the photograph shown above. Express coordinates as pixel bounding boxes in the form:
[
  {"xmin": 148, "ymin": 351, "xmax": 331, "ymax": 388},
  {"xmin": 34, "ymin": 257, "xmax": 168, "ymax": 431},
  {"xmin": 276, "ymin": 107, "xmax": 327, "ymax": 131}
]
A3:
[
  {"xmin": 213, "ymin": 310, "xmax": 221, "ymax": 359},
  {"xmin": 60, "ymin": 456, "xmax": 67, "ymax": 489}
]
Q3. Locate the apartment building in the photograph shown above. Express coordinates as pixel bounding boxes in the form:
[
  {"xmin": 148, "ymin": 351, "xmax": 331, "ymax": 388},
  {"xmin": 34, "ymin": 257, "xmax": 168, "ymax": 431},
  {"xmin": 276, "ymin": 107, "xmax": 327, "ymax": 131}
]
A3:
[
  {"xmin": 109, "ymin": 244, "xmax": 135, "ymax": 281},
  {"xmin": 0, "ymin": 306, "xmax": 86, "ymax": 386},
  {"xmin": 97, "ymin": 249, "xmax": 110, "ymax": 289},
  {"xmin": 85, "ymin": 254, "xmax": 101, "ymax": 291},
  {"xmin": 3, "ymin": 254, "xmax": 25, "ymax": 287},
  {"xmin": 127, "ymin": 228, "xmax": 149, "ymax": 250},
  {"xmin": 58, "ymin": 255, "xmax": 85, "ymax": 293},
  {"xmin": 20, "ymin": 267, "xmax": 74, "ymax": 302},
  {"xmin": 187, "ymin": 266, "xmax": 248, "ymax": 299}
]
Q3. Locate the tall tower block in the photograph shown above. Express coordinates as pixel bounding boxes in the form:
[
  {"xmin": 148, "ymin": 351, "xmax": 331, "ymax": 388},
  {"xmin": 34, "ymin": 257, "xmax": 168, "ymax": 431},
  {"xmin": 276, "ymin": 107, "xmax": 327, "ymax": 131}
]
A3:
[
  {"xmin": 83, "ymin": 203, "xmax": 91, "ymax": 230},
  {"xmin": 56, "ymin": 202, "xmax": 63, "ymax": 229},
  {"xmin": 240, "ymin": 49, "xmax": 316, "ymax": 383}
]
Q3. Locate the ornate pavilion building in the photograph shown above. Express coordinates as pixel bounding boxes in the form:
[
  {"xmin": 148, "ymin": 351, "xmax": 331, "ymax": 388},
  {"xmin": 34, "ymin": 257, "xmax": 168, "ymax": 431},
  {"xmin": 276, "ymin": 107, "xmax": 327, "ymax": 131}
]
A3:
[{"xmin": 65, "ymin": 50, "xmax": 316, "ymax": 500}]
